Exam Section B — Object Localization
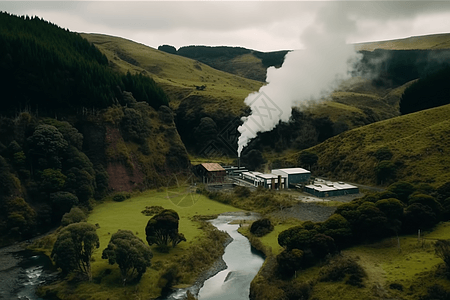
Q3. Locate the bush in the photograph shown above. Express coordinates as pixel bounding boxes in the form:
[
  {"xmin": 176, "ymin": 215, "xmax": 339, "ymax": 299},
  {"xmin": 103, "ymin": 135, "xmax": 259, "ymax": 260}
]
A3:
[
  {"xmin": 141, "ymin": 206, "xmax": 165, "ymax": 216},
  {"xmin": 234, "ymin": 186, "xmax": 251, "ymax": 198},
  {"xmin": 250, "ymin": 218, "xmax": 274, "ymax": 237},
  {"xmin": 61, "ymin": 207, "xmax": 87, "ymax": 226},
  {"xmin": 113, "ymin": 192, "xmax": 131, "ymax": 202},
  {"xmin": 319, "ymin": 256, "xmax": 366, "ymax": 287},
  {"xmin": 435, "ymin": 239, "xmax": 450, "ymax": 272}
]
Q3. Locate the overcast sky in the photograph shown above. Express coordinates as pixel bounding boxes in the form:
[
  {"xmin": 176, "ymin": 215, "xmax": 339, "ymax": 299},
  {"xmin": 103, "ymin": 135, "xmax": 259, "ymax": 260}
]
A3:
[{"xmin": 2, "ymin": 1, "xmax": 450, "ymax": 52}]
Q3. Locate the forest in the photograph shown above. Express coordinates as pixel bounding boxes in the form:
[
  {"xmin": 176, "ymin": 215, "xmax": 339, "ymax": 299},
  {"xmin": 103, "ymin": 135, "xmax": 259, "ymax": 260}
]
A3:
[
  {"xmin": 0, "ymin": 13, "xmax": 168, "ymax": 115},
  {"xmin": 0, "ymin": 12, "xmax": 189, "ymax": 247}
]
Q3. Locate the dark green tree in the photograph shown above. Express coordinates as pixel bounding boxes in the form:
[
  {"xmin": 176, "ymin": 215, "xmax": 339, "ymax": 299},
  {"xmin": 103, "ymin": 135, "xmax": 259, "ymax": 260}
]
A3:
[
  {"xmin": 375, "ymin": 198, "xmax": 404, "ymax": 220},
  {"xmin": 320, "ymin": 214, "xmax": 353, "ymax": 246},
  {"xmin": 298, "ymin": 150, "xmax": 318, "ymax": 170},
  {"xmin": 50, "ymin": 191, "xmax": 79, "ymax": 221},
  {"xmin": 408, "ymin": 194, "xmax": 442, "ymax": 216},
  {"xmin": 27, "ymin": 125, "xmax": 68, "ymax": 170},
  {"xmin": 435, "ymin": 239, "xmax": 450, "ymax": 272},
  {"xmin": 4, "ymin": 197, "xmax": 37, "ymax": 238},
  {"xmin": 102, "ymin": 230, "xmax": 153, "ymax": 283},
  {"xmin": 375, "ymin": 160, "xmax": 396, "ymax": 184},
  {"xmin": 276, "ymin": 248, "xmax": 304, "ymax": 277},
  {"xmin": 145, "ymin": 209, "xmax": 186, "ymax": 251},
  {"xmin": 61, "ymin": 207, "xmax": 87, "ymax": 226},
  {"xmin": 51, "ymin": 222, "xmax": 99, "ymax": 280},
  {"xmin": 387, "ymin": 181, "xmax": 415, "ymax": 203},
  {"xmin": 40, "ymin": 168, "xmax": 66, "ymax": 193},
  {"xmin": 158, "ymin": 45, "xmax": 177, "ymax": 54},
  {"xmin": 250, "ymin": 218, "xmax": 274, "ymax": 237},
  {"xmin": 354, "ymin": 202, "xmax": 390, "ymax": 239},
  {"xmin": 242, "ymin": 149, "xmax": 265, "ymax": 170},
  {"xmin": 403, "ymin": 203, "xmax": 437, "ymax": 232}
]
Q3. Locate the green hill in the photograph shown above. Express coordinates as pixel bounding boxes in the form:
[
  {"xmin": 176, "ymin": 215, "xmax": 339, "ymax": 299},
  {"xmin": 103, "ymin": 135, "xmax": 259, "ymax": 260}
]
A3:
[
  {"xmin": 356, "ymin": 33, "xmax": 450, "ymax": 51},
  {"xmin": 80, "ymin": 33, "xmax": 263, "ymax": 111},
  {"xmin": 0, "ymin": 13, "xmax": 189, "ymax": 245},
  {"xmin": 285, "ymin": 103, "xmax": 450, "ymax": 187}
]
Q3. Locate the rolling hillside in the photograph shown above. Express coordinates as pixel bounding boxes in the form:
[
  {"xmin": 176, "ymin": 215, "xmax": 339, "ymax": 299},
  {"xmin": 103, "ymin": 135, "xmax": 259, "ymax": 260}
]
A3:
[
  {"xmin": 285, "ymin": 103, "xmax": 450, "ymax": 187},
  {"xmin": 81, "ymin": 33, "xmax": 262, "ymax": 112},
  {"xmin": 356, "ymin": 33, "xmax": 450, "ymax": 51}
]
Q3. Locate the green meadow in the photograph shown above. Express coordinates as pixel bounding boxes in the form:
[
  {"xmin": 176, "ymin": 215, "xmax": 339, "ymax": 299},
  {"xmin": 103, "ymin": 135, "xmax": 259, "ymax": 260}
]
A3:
[
  {"xmin": 39, "ymin": 188, "xmax": 241, "ymax": 300},
  {"xmin": 246, "ymin": 219, "xmax": 450, "ymax": 300}
]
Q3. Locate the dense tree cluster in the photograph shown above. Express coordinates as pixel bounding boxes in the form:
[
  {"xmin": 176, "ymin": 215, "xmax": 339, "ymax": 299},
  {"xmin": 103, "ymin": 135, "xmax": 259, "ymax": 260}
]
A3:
[
  {"xmin": 0, "ymin": 114, "xmax": 104, "ymax": 242},
  {"xmin": 250, "ymin": 218, "xmax": 274, "ymax": 237},
  {"xmin": 102, "ymin": 230, "xmax": 153, "ymax": 283},
  {"xmin": 0, "ymin": 12, "xmax": 168, "ymax": 115},
  {"xmin": 145, "ymin": 209, "xmax": 186, "ymax": 252},
  {"xmin": 51, "ymin": 222, "xmax": 100, "ymax": 280},
  {"xmin": 276, "ymin": 180, "xmax": 450, "ymax": 277},
  {"xmin": 354, "ymin": 49, "xmax": 450, "ymax": 88},
  {"xmin": 400, "ymin": 66, "xmax": 450, "ymax": 115}
]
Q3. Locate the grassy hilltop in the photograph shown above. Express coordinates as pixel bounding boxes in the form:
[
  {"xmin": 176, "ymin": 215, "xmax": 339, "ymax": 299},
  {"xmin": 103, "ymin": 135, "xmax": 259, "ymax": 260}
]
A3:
[
  {"xmin": 279, "ymin": 103, "xmax": 450, "ymax": 187},
  {"xmin": 81, "ymin": 33, "xmax": 262, "ymax": 113}
]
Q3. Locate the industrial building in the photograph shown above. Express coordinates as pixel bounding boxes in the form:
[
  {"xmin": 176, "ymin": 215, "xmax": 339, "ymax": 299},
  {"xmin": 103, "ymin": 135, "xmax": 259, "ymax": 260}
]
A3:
[
  {"xmin": 271, "ymin": 168, "xmax": 311, "ymax": 187},
  {"xmin": 193, "ymin": 163, "xmax": 226, "ymax": 183},
  {"xmin": 304, "ymin": 180, "xmax": 359, "ymax": 197},
  {"xmin": 241, "ymin": 171, "xmax": 286, "ymax": 189}
]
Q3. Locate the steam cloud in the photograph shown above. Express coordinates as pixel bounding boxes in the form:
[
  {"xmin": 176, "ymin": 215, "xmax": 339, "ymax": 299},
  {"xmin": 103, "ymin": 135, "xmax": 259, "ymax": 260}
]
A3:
[{"xmin": 237, "ymin": 4, "xmax": 361, "ymax": 157}]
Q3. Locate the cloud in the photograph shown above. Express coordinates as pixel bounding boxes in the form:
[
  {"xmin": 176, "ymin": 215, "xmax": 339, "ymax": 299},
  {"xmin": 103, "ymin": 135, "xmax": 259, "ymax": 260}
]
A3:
[{"xmin": 2, "ymin": 1, "xmax": 450, "ymax": 51}]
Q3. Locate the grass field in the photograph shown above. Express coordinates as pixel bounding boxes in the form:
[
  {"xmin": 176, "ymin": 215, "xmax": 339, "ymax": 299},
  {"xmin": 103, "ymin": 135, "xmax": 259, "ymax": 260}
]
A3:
[
  {"xmin": 246, "ymin": 219, "xmax": 450, "ymax": 300},
  {"xmin": 81, "ymin": 33, "xmax": 262, "ymax": 116},
  {"xmin": 39, "ymin": 188, "xmax": 242, "ymax": 300}
]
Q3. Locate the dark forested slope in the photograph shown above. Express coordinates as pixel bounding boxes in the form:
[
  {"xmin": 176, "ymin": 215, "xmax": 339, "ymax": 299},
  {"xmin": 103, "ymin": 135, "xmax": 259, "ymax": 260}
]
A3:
[
  {"xmin": 0, "ymin": 13, "xmax": 168, "ymax": 114},
  {"xmin": 0, "ymin": 13, "xmax": 189, "ymax": 246}
]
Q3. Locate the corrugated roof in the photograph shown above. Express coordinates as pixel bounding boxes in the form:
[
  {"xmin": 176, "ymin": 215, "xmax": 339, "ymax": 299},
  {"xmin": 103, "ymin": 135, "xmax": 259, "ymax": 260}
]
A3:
[
  {"xmin": 272, "ymin": 168, "xmax": 310, "ymax": 175},
  {"xmin": 201, "ymin": 163, "xmax": 225, "ymax": 172}
]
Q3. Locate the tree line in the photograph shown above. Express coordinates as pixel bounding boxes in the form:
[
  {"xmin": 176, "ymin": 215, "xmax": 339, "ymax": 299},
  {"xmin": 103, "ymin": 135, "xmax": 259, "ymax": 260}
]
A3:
[
  {"xmin": 0, "ymin": 12, "xmax": 169, "ymax": 115},
  {"xmin": 275, "ymin": 180, "xmax": 450, "ymax": 277}
]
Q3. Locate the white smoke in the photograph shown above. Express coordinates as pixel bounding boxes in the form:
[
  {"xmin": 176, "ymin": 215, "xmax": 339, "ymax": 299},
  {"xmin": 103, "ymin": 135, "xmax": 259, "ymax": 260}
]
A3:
[{"xmin": 237, "ymin": 4, "xmax": 361, "ymax": 157}]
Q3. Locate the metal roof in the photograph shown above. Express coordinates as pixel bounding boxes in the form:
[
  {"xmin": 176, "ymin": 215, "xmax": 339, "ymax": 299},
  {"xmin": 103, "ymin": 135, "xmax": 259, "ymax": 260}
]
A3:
[
  {"xmin": 272, "ymin": 168, "xmax": 310, "ymax": 175},
  {"xmin": 200, "ymin": 163, "xmax": 225, "ymax": 172},
  {"xmin": 305, "ymin": 181, "xmax": 358, "ymax": 192},
  {"xmin": 256, "ymin": 173, "xmax": 281, "ymax": 179}
]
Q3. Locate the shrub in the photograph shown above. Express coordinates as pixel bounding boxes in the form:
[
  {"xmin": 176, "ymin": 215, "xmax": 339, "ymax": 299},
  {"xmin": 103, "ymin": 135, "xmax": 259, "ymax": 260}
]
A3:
[
  {"xmin": 141, "ymin": 206, "xmax": 165, "ymax": 216},
  {"xmin": 234, "ymin": 186, "xmax": 251, "ymax": 198},
  {"xmin": 435, "ymin": 240, "xmax": 450, "ymax": 272},
  {"xmin": 276, "ymin": 248, "xmax": 304, "ymax": 277},
  {"xmin": 113, "ymin": 192, "xmax": 131, "ymax": 202},
  {"xmin": 250, "ymin": 218, "xmax": 274, "ymax": 237},
  {"xmin": 61, "ymin": 207, "xmax": 87, "ymax": 226},
  {"xmin": 319, "ymin": 256, "xmax": 366, "ymax": 287}
]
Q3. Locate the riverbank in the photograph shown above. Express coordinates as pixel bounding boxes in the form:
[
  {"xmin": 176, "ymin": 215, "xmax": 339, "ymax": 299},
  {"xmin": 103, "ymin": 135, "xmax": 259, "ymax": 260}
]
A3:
[{"xmin": 0, "ymin": 241, "xmax": 57, "ymax": 300}]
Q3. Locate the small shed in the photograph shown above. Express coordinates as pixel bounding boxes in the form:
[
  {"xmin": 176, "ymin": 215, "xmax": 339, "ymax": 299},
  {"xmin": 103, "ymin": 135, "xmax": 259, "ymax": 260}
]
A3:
[
  {"xmin": 272, "ymin": 168, "xmax": 311, "ymax": 187},
  {"xmin": 194, "ymin": 163, "xmax": 226, "ymax": 183}
]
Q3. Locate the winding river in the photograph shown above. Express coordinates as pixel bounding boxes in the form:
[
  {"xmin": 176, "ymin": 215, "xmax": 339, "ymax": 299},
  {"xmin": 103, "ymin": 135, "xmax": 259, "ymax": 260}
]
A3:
[
  {"xmin": 197, "ymin": 214, "xmax": 265, "ymax": 300},
  {"xmin": 1, "ymin": 212, "xmax": 264, "ymax": 300}
]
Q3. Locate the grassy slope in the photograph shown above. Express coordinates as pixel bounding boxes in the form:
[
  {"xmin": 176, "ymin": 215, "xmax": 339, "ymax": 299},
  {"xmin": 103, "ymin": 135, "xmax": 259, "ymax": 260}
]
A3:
[
  {"xmin": 42, "ymin": 189, "xmax": 241, "ymax": 300},
  {"xmin": 81, "ymin": 33, "xmax": 262, "ymax": 115},
  {"xmin": 245, "ymin": 217, "xmax": 450, "ymax": 300},
  {"xmin": 81, "ymin": 33, "xmax": 409, "ymax": 137},
  {"xmin": 285, "ymin": 103, "xmax": 450, "ymax": 187},
  {"xmin": 356, "ymin": 33, "xmax": 450, "ymax": 51}
]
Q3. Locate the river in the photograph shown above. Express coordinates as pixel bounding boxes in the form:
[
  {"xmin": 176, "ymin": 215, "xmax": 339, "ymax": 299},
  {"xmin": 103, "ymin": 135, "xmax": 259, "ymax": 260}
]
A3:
[
  {"xmin": 197, "ymin": 214, "xmax": 265, "ymax": 300},
  {"xmin": 1, "ymin": 212, "xmax": 264, "ymax": 300},
  {"xmin": 0, "ymin": 244, "xmax": 57, "ymax": 300}
]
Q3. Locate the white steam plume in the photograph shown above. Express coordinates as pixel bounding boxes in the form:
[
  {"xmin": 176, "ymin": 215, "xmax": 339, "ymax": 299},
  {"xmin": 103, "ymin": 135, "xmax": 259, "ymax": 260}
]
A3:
[{"xmin": 237, "ymin": 4, "xmax": 361, "ymax": 157}]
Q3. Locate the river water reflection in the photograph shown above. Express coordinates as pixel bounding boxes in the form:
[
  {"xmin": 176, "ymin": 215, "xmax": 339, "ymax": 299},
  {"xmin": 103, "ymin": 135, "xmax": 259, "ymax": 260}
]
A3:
[{"xmin": 197, "ymin": 215, "xmax": 265, "ymax": 300}]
